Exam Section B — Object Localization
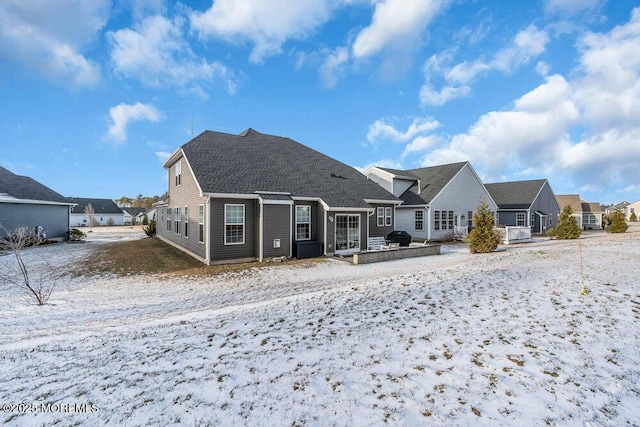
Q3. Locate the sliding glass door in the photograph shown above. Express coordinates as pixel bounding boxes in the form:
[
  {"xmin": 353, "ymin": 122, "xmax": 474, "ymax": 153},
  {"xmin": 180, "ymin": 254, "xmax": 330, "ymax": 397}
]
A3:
[{"xmin": 335, "ymin": 214, "xmax": 360, "ymax": 254}]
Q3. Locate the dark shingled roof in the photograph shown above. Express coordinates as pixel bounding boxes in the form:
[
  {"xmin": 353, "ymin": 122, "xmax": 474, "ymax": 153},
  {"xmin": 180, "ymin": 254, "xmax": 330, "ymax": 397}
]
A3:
[
  {"xmin": 0, "ymin": 166, "xmax": 69, "ymax": 203},
  {"xmin": 67, "ymin": 197, "xmax": 123, "ymax": 214},
  {"xmin": 177, "ymin": 129, "xmax": 399, "ymax": 208},
  {"xmin": 394, "ymin": 162, "xmax": 468, "ymax": 205},
  {"xmin": 484, "ymin": 179, "xmax": 548, "ymax": 210},
  {"xmin": 375, "ymin": 167, "xmax": 420, "ymax": 180}
]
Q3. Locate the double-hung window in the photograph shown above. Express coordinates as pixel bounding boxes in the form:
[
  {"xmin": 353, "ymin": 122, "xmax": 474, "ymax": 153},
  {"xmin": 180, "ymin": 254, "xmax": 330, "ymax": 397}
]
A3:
[
  {"xmin": 175, "ymin": 207, "xmax": 181, "ymax": 235},
  {"xmin": 295, "ymin": 205, "xmax": 311, "ymax": 240},
  {"xmin": 415, "ymin": 210, "xmax": 423, "ymax": 230},
  {"xmin": 166, "ymin": 207, "xmax": 172, "ymax": 231},
  {"xmin": 175, "ymin": 160, "xmax": 182, "ymax": 186},
  {"xmin": 225, "ymin": 204, "xmax": 245, "ymax": 245},
  {"xmin": 377, "ymin": 207, "xmax": 392, "ymax": 227},
  {"xmin": 198, "ymin": 205, "xmax": 205, "ymax": 244},
  {"xmin": 516, "ymin": 213, "xmax": 526, "ymax": 226},
  {"xmin": 183, "ymin": 206, "xmax": 189, "ymax": 238}
]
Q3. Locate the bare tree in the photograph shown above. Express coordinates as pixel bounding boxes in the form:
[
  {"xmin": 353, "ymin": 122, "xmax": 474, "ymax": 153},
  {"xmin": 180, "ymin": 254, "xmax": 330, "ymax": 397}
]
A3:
[
  {"xmin": 84, "ymin": 203, "xmax": 96, "ymax": 231},
  {"xmin": 0, "ymin": 225, "xmax": 57, "ymax": 305}
]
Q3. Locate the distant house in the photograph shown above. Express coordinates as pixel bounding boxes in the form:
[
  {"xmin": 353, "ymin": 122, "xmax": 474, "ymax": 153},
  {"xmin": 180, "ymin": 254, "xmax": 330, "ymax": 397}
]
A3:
[
  {"xmin": 0, "ymin": 166, "xmax": 75, "ymax": 240},
  {"xmin": 556, "ymin": 194, "xmax": 604, "ymax": 230},
  {"xmin": 605, "ymin": 201, "xmax": 632, "ymax": 219},
  {"xmin": 157, "ymin": 128, "xmax": 400, "ymax": 264},
  {"xmin": 627, "ymin": 200, "xmax": 640, "ymax": 220},
  {"xmin": 485, "ymin": 179, "xmax": 560, "ymax": 234},
  {"xmin": 122, "ymin": 207, "xmax": 147, "ymax": 225},
  {"xmin": 67, "ymin": 198, "xmax": 124, "ymax": 227},
  {"xmin": 364, "ymin": 162, "xmax": 497, "ymax": 241}
]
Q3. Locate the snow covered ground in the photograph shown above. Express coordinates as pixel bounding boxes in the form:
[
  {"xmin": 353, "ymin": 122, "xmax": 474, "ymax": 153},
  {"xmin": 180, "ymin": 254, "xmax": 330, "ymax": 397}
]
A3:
[{"xmin": 1, "ymin": 226, "xmax": 639, "ymax": 426}]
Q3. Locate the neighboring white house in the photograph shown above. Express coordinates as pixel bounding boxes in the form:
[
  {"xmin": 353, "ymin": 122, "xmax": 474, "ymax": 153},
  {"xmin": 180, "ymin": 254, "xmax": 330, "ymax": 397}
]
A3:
[
  {"xmin": 67, "ymin": 197, "xmax": 124, "ymax": 227},
  {"xmin": 122, "ymin": 207, "xmax": 147, "ymax": 225},
  {"xmin": 364, "ymin": 162, "xmax": 498, "ymax": 241}
]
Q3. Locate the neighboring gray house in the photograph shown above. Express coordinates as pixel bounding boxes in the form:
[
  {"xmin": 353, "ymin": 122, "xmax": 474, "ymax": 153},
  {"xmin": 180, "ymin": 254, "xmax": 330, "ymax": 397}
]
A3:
[
  {"xmin": 485, "ymin": 179, "xmax": 561, "ymax": 234},
  {"xmin": 0, "ymin": 166, "xmax": 74, "ymax": 240},
  {"xmin": 67, "ymin": 197, "xmax": 124, "ymax": 227},
  {"xmin": 364, "ymin": 162, "xmax": 498, "ymax": 241},
  {"xmin": 158, "ymin": 128, "xmax": 400, "ymax": 264}
]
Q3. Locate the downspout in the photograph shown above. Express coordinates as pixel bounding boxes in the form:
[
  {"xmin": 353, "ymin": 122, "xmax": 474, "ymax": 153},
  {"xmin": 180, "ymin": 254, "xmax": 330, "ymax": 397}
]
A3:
[
  {"xmin": 205, "ymin": 196, "xmax": 211, "ymax": 265},
  {"xmin": 323, "ymin": 209, "xmax": 328, "ymax": 255},
  {"xmin": 427, "ymin": 205, "xmax": 431, "ymax": 241},
  {"xmin": 289, "ymin": 203, "xmax": 293, "ymax": 258},
  {"xmin": 258, "ymin": 198, "xmax": 264, "ymax": 262}
]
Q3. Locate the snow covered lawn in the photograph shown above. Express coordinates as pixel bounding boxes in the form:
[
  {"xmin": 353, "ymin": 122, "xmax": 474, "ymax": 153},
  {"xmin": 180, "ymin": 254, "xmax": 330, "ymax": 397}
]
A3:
[{"xmin": 1, "ymin": 228, "xmax": 639, "ymax": 426}]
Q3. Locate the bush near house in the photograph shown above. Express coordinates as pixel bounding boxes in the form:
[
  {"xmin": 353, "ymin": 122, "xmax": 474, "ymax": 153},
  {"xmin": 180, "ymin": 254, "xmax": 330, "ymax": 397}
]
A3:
[
  {"xmin": 554, "ymin": 206, "xmax": 582, "ymax": 239},
  {"xmin": 630, "ymin": 212, "xmax": 637, "ymax": 222},
  {"xmin": 606, "ymin": 211, "xmax": 628, "ymax": 233},
  {"xmin": 466, "ymin": 200, "xmax": 501, "ymax": 253}
]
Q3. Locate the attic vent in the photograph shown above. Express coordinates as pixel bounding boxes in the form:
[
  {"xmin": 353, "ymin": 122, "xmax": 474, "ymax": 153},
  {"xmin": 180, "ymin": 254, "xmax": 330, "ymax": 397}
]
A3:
[{"xmin": 330, "ymin": 173, "xmax": 347, "ymax": 179}]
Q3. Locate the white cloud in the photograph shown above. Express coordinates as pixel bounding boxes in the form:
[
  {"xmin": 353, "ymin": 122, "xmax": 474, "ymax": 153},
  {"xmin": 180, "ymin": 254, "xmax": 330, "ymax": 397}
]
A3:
[
  {"xmin": 0, "ymin": 0, "xmax": 107, "ymax": 87},
  {"xmin": 352, "ymin": 0, "xmax": 447, "ymax": 59},
  {"xmin": 190, "ymin": 0, "xmax": 334, "ymax": 64},
  {"xmin": 420, "ymin": 9, "xmax": 640, "ymax": 195},
  {"xmin": 421, "ymin": 74, "xmax": 580, "ymax": 180},
  {"xmin": 108, "ymin": 16, "xmax": 236, "ymax": 95},
  {"xmin": 155, "ymin": 151, "xmax": 172, "ymax": 162},
  {"xmin": 319, "ymin": 47, "xmax": 350, "ymax": 88},
  {"xmin": 367, "ymin": 117, "xmax": 440, "ymax": 144},
  {"xmin": 402, "ymin": 135, "xmax": 442, "ymax": 159},
  {"xmin": 447, "ymin": 25, "xmax": 550, "ymax": 84},
  {"xmin": 544, "ymin": 0, "xmax": 603, "ymax": 16},
  {"xmin": 421, "ymin": 25, "xmax": 550, "ymax": 106},
  {"xmin": 107, "ymin": 102, "xmax": 165, "ymax": 144},
  {"xmin": 419, "ymin": 84, "xmax": 471, "ymax": 106}
]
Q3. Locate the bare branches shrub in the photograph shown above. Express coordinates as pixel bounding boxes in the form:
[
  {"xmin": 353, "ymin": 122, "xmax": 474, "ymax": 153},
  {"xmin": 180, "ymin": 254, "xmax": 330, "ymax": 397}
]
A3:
[{"xmin": 0, "ymin": 225, "xmax": 59, "ymax": 305}]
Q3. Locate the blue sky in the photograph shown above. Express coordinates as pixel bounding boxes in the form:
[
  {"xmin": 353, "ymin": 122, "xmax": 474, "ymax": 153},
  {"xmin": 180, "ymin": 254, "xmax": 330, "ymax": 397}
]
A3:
[{"xmin": 1, "ymin": 0, "xmax": 639, "ymax": 205}]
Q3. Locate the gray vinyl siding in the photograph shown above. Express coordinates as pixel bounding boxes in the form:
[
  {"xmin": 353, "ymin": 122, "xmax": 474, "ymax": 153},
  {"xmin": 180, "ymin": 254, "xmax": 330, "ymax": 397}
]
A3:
[
  {"xmin": 292, "ymin": 201, "xmax": 324, "ymax": 257},
  {"xmin": 159, "ymin": 155, "xmax": 207, "ymax": 260},
  {"xmin": 0, "ymin": 203, "xmax": 69, "ymax": 239},
  {"xmin": 263, "ymin": 204, "xmax": 291, "ymax": 258},
  {"xmin": 497, "ymin": 211, "xmax": 526, "ymax": 227},
  {"xmin": 369, "ymin": 203, "xmax": 395, "ymax": 238},
  {"xmin": 210, "ymin": 198, "xmax": 257, "ymax": 262},
  {"xmin": 530, "ymin": 182, "xmax": 561, "ymax": 233}
]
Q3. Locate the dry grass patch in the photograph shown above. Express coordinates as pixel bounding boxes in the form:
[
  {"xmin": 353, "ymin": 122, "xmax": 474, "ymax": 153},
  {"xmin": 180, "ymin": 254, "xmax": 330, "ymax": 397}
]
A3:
[{"xmin": 73, "ymin": 237, "xmax": 326, "ymax": 277}]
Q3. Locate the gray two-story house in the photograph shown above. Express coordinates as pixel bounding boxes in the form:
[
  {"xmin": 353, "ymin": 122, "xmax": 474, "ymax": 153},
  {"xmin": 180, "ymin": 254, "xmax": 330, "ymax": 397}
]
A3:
[{"xmin": 157, "ymin": 129, "xmax": 400, "ymax": 264}]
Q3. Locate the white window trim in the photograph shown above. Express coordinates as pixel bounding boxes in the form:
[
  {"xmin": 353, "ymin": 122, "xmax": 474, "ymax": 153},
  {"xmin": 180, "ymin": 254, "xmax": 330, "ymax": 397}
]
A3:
[
  {"xmin": 377, "ymin": 207, "xmax": 384, "ymax": 227},
  {"xmin": 384, "ymin": 207, "xmax": 392, "ymax": 227},
  {"xmin": 175, "ymin": 206, "xmax": 181, "ymax": 235},
  {"xmin": 184, "ymin": 206, "xmax": 189, "ymax": 239},
  {"xmin": 415, "ymin": 210, "xmax": 423, "ymax": 231},
  {"xmin": 224, "ymin": 204, "xmax": 245, "ymax": 245},
  {"xmin": 516, "ymin": 212, "xmax": 526, "ymax": 227},
  {"xmin": 295, "ymin": 205, "xmax": 311, "ymax": 241},
  {"xmin": 175, "ymin": 160, "xmax": 182, "ymax": 186},
  {"xmin": 198, "ymin": 204, "xmax": 205, "ymax": 244}
]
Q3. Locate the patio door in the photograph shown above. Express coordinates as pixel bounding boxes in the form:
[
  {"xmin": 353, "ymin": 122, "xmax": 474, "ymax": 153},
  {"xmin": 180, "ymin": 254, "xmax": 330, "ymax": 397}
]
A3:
[{"xmin": 335, "ymin": 214, "xmax": 360, "ymax": 254}]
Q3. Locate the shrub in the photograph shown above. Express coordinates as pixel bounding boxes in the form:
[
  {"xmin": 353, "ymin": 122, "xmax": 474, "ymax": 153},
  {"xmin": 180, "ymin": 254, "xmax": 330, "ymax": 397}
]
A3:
[
  {"xmin": 546, "ymin": 228, "xmax": 556, "ymax": 238},
  {"xmin": 554, "ymin": 206, "xmax": 581, "ymax": 239},
  {"xmin": 143, "ymin": 219, "xmax": 156, "ymax": 237},
  {"xmin": 142, "ymin": 213, "xmax": 149, "ymax": 225},
  {"xmin": 630, "ymin": 212, "xmax": 637, "ymax": 222},
  {"xmin": 106, "ymin": 217, "xmax": 115, "ymax": 227},
  {"xmin": 69, "ymin": 228, "xmax": 86, "ymax": 241},
  {"xmin": 605, "ymin": 211, "xmax": 628, "ymax": 233},
  {"xmin": 466, "ymin": 200, "xmax": 501, "ymax": 253}
]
